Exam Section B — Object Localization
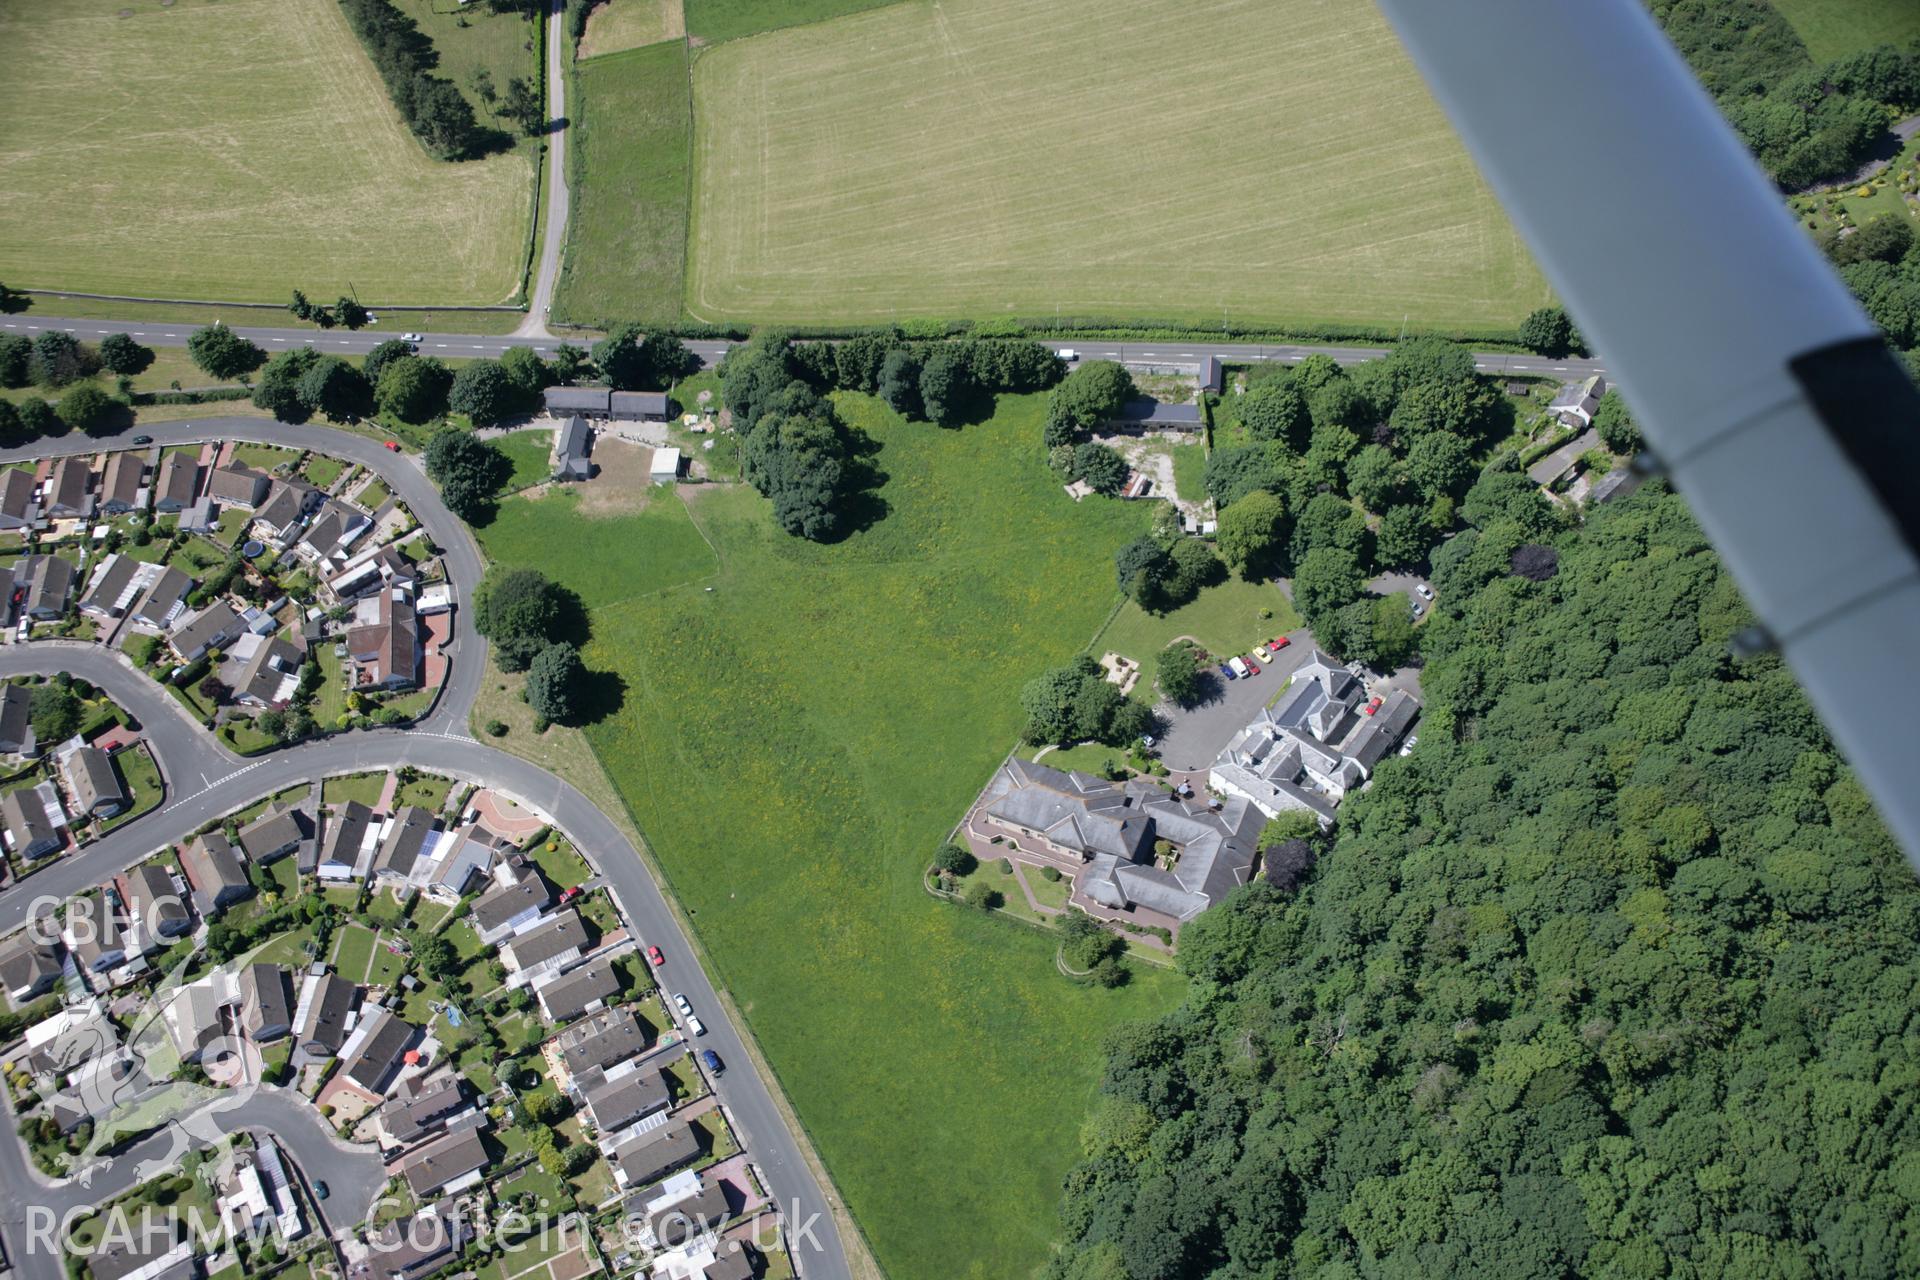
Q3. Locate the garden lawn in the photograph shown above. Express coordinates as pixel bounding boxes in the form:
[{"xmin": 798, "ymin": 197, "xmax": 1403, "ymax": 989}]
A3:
[
  {"xmin": 323, "ymin": 772, "xmax": 388, "ymax": 807},
  {"xmin": 0, "ymin": 0, "xmax": 531, "ymax": 302},
  {"xmin": 521, "ymin": 391, "xmax": 1190, "ymax": 1280},
  {"xmin": 476, "ymin": 486, "xmax": 716, "ymax": 609},
  {"xmin": 494, "ymin": 428, "xmax": 557, "ymax": 492},
  {"xmin": 98, "ymin": 745, "xmax": 163, "ymax": 832},
  {"xmin": 332, "ymin": 924, "xmax": 376, "ymax": 984},
  {"xmin": 1095, "ymin": 574, "xmax": 1302, "ymax": 669},
  {"xmin": 1170, "ymin": 441, "xmax": 1206, "ymax": 504},
  {"xmin": 301, "ymin": 454, "xmax": 347, "ymax": 491},
  {"xmin": 553, "ymin": 41, "xmax": 691, "ymax": 329},
  {"xmin": 687, "ymin": 0, "xmax": 1545, "ymax": 332}
]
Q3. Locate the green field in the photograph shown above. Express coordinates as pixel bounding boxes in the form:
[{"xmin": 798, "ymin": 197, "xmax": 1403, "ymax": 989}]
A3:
[
  {"xmin": 580, "ymin": 0, "xmax": 686, "ymax": 59},
  {"xmin": 494, "ymin": 428, "xmax": 557, "ymax": 491},
  {"xmin": 1772, "ymin": 0, "xmax": 1920, "ymax": 62},
  {"xmin": 478, "ymin": 392, "xmax": 1185, "ymax": 1278},
  {"xmin": 1096, "ymin": 574, "xmax": 1302, "ymax": 670},
  {"xmin": 682, "ymin": 0, "xmax": 903, "ymax": 43},
  {"xmin": 0, "ymin": 0, "xmax": 532, "ymax": 303},
  {"xmin": 685, "ymin": 0, "xmax": 1546, "ymax": 332},
  {"xmin": 552, "ymin": 41, "xmax": 691, "ymax": 328},
  {"xmin": 476, "ymin": 486, "xmax": 716, "ymax": 609}
]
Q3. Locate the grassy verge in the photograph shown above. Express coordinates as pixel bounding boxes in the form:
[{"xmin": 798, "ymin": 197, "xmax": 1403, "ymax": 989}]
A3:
[{"xmin": 552, "ymin": 39, "xmax": 691, "ymax": 329}]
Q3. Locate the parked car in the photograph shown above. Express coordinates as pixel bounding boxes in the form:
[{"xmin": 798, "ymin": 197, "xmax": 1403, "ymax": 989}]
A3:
[
  {"xmin": 646, "ymin": 945, "xmax": 665, "ymax": 967},
  {"xmin": 701, "ymin": 1049, "xmax": 724, "ymax": 1075},
  {"xmin": 558, "ymin": 885, "xmax": 583, "ymax": 902},
  {"xmin": 687, "ymin": 1015, "xmax": 708, "ymax": 1037},
  {"xmin": 1219, "ymin": 662, "xmax": 1238, "ymax": 681},
  {"xmin": 383, "ymin": 440, "xmax": 400, "ymax": 452},
  {"xmin": 1058, "ymin": 348, "xmax": 1078, "ymax": 362},
  {"xmin": 1253, "ymin": 644, "xmax": 1271, "ymax": 660},
  {"xmin": 131, "ymin": 434, "xmax": 153, "ymax": 445},
  {"xmin": 313, "ymin": 1181, "xmax": 330, "ymax": 1201},
  {"xmin": 1416, "ymin": 583, "xmax": 1434, "ymax": 600},
  {"xmin": 401, "ymin": 332, "xmax": 423, "ymax": 343},
  {"xmin": 1140, "ymin": 734, "xmax": 1155, "ymax": 748},
  {"xmin": 1245, "ymin": 658, "xmax": 1261, "ymax": 675},
  {"xmin": 672, "ymin": 992, "xmax": 692, "ymax": 1017},
  {"xmin": 1228, "ymin": 656, "xmax": 1250, "ymax": 679},
  {"xmin": 1271, "ymin": 635, "xmax": 1291, "ymax": 650},
  {"xmin": 1411, "ymin": 599, "xmax": 1426, "ymax": 618},
  {"xmin": 1365, "ymin": 696, "xmax": 1383, "ymax": 716}
]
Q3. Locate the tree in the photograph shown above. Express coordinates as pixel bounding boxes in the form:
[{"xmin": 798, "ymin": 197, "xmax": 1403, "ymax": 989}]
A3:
[
  {"xmin": 1519, "ymin": 305, "xmax": 1581, "ymax": 357},
  {"xmin": 499, "ymin": 75, "xmax": 543, "ymax": 135},
  {"xmin": 96, "ymin": 333, "xmax": 152, "ymax": 376},
  {"xmin": 1073, "ymin": 442, "xmax": 1128, "ymax": 495},
  {"xmin": 1239, "ymin": 376, "xmax": 1310, "ymax": 448},
  {"xmin": 298, "ymin": 357, "xmax": 374, "ymax": 422},
  {"xmin": 252, "ymin": 348, "xmax": 321, "ymax": 423},
  {"xmin": 361, "ymin": 339, "xmax": 416, "ymax": 388},
  {"xmin": 526, "ymin": 641, "xmax": 586, "ymax": 725},
  {"xmin": 499, "ymin": 345, "xmax": 550, "ymax": 396},
  {"xmin": 932, "ymin": 843, "xmax": 976, "ymax": 876},
  {"xmin": 1216, "ymin": 489, "xmax": 1288, "ymax": 578},
  {"xmin": 963, "ymin": 879, "xmax": 1002, "ymax": 911},
  {"xmin": 1020, "ymin": 656, "xmax": 1139, "ymax": 746},
  {"xmin": 596, "ymin": 327, "xmax": 697, "ymax": 391},
  {"xmin": 550, "ymin": 344, "xmax": 588, "ymax": 384},
  {"xmin": 742, "ymin": 408, "xmax": 849, "ymax": 540},
  {"xmin": 16, "ymin": 398, "xmax": 57, "ymax": 439},
  {"xmin": 1374, "ymin": 503, "xmax": 1433, "ymax": 569},
  {"xmin": 1291, "ymin": 546, "xmax": 1365, "ymax": 635},
  {"xmin": 1204, "ymin": 444, "xmax": 1287, "ymax": 508},
  {"xmin": 28, "ymin": 331, "xmax": 91, "ymax": 388},
  {"xmin": 1826, "ymin": 214, "xmax": 1914, "ymax": 266},
  {"xmin": 334, "ymin": 297, "xmax": 369, "ymax": 330},
  {"xmin": 424, "ymin": 430, "xmax": 510, "ymax": 521},
  {"xmin": 918, "ymin": 344, "xmax": 976, "ymax": 426},
  {"xmin": 1592, "ymin": 389, "xmax": 1641, "ymax": 454},
  {"xmin": 0, "ymin": 401, "xmax": 19, "ymax": 444},
  {"xmin": 186, "ymin": 325, "xmax": 265, "ymax": 380},
  {"xmin": 1114, "ymin": 537, "xmax": 1175, "ymax": 610},
  {"xmin": 877, "ymin": 347, "xmax": 923, "ymax": 419},
  {"xmin": 1290, "ymin": 492, "xmax": 1370, "ymax": 566},
  {"xmin": 1404, "ymin": 431, "xmax": 1473, "ymax": 500},
  {"xmin": 448, "ymin": 360, "xmax": 521, "ymax": 425},
  {"xmin": 376, "ymin": 356, "xmax": 453, "ymax": 424},
  {"xmin": 1345, "ymin": 443, "xmax": 1402, "ymax": 512},
  {"xmin": 0, "ymin": 335, "xmax": 30, "ymax": 389},
  {"xmin": 1167, "ymin": 538, "xmax": 1220, "ymax": 601},
  {"xmin": 28, "ymin": 683, "xmax": 82, "ymax": 745},
  {"xmin": 1156, "ymin": 642, "xmax": 1204, "ymax": 706},
  {"xmin": 1046, "ymin": 360, "xmax": 1134, "ymax": 440},
  {"xmin": 475, "ymin": 567, "xmax": 567, "ymax": 671},
  {"xmin": 55, "ymin": 384, "xmax": 115, "ymax": 435},
  {"xmin": 288, "ymin": 289, "xmax": 314, "ymax": 321}
]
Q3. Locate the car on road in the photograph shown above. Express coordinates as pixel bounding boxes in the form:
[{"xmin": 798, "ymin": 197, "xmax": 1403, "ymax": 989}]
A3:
[
  {"xmin": 131, "ymin": 434, "xmax": 152, "ymax": 445},
  {"xmin": 383, "ymin": 441, "xmax": 400, "ymax": 452},
  {"xmin": 701, "ymin": 1048, "xmax": 724, "ymax": 1075},
  {"xmin": 1271, "ymin": 636, "xmax": 1291, "ymax": 650},
  {"xmin": 646, "ymin": 945, "xmax": 665, "ymax": 967},
  {"xmin": 1058, "ymin": 348, "xmax": 1078, "ymax": 361},
  {"xmin": 687, "ymin": 1014, "xmax": 708, "ymax": 1037},
  {"xmin": 1416, "ymin": 583, "xmax": 1434, "ymax": 600},
  {"xmin": 402, "ymin": 332, "xmax": 423, "ymax": 343},
  {"xmin": 1219, "ymin": 662, "xmax": 1237, "ymax": 681},
  {"xmin": 314, "ymin": 1181, "xmax": 329, "ymax": 1201},
  {"xmin": 673, "ymin": 992, "xmax": 692, "ymax": 1017},
  {"xmin": 1365, "ymin": 696, "xmax": 1383, "ymax": 716}
]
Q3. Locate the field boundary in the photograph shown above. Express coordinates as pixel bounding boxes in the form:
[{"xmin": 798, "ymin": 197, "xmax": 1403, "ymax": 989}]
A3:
[{"xmin": 21, "ymin": 290, "xmax": 523, "ymax": 315}]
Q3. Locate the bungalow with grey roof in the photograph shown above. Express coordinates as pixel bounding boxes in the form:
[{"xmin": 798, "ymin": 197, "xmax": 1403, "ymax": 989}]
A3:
[
  {"xmin": 553, "ymin": 1006, "xmax": 649, "ymax": 1083},
  {"xmin": 2, "ymin": 782, "xmax": 65, "ymax": 860},
  {"xmin": 470, "ymin": 866, "xmax": 551, "ymax": 945},
  {"xmin": 336, "ymin": 1005, "xmax": 421, "ymax": 1099},
  {"xmin": 65, "ymin": 890, "xmax": 124, "ymax": 972},
  {"xmin": 168, "ymin": 600, "xmax": 244, "ymax": 663},
  {"xmin": 501, "ymin": 909, "xmax": 587, "ymax": 986},
  {"xmin": 346, "ymin": 587, "xmax": 420, "ymax": 690},
  {"xmin": 14, "ymin": 554, "xmax": 76, "ymax": 620},
  {"xmin": 292, "ymin": 971, "xmax": 355, "ymax": 1058},
  {"xmin": 579, "ymin": 1060, "xmax": 668, "ymax": 1137},
  {"xmin": 0, "ymin": 683, "xmax": 35, "ymax": 756},
  {"xmin": 1199, "ymin": 355, "xmax": 1223, "ymax": 394},
  {"xmin": 1106, "ymin": 398, "xmax": 1202, "ymax": 429},
  {"xmin": 238, "ymin": 805, "xmax": 307, "ymax": 863},
  {"xmin": 0, "ymin": 468, "xmax": 40, "ymax": 530},
  {"xmin": 318, "ymin": 800, "xmax": 378, "ymax": 880},
  {"xmin": 251, "ymin": 480, "xmax": 319, "ymax": 544},
  {"xmin": 610, "ymin": 1120, "xmax": 698, "ymax": 1190},
  {"xmin": 153, "ymin": 453, "xmax": 199, "ymax": 512},
  {"xmin": 164, "ymin": 975, "xmax": 232, "ymax": 1062},
  {"xmin": 234, "ymin": 635, "xmax": 306, "ymax": 709},
  {"xmin": 60, "ymin": 744, "xmax": 128, "ymax": 819},
  {"xmin": 372, "ymin": 805, "xmax": 438, "ymax": 887},
  {"xmin": 646, "ymin": 1176, "xmax": 733, "ymax": 1251},
  {"xmin": 80, "ymin": 553, "xmax": 145, "ymax": 620},
  {"xmin": 1550, "ymin": 374, "xmax": 1606, "ymax": 428},
  {"xmin": 534, "ymin": 956, "xmax": 621, "ymax": 1024},
  {"xmin": 83, "ymin": 1214, "xmax": 193, "ymax": 1280},
  {"xmin": 133, "ymin": 566, "xmax": 192, "ymax": 629},
  {"xmin": 179, "ymin": 832, "xmax": 253, "ymax": 915},
  {"xmin": 44, "ymin": 456, "xmax": 95, "ymax": 519},
  {"xmin": 99, "ymin": 452, "xmax": 146, "ymax": 515},
  {"xmin": 400, "ymin": 1126, "xmax": 491, "ymax": 1199},
  {"xmin": 374, "ymin": 1072, "xmax": 473, "ymax": 1150},
  {"xmin": 119, "ymin": 860, "xmax": 190, "ymax": 948},
  {"xmin": 354, "ymin": 1202, "xmax": 474, "ymax": 1280},
  {"xmin": 208, "ymin": 464, "xmax": 270, "ymax": 509},
  {"xmin": 0, "ymin": 934, "xmax": 64, "ymax": 1003},
  {"xmin": 239, "ymin": 962, "xmax": 294, "ymax": 1041}
]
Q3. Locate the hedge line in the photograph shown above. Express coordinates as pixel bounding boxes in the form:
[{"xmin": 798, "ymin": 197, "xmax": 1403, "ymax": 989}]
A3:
[
  {"xmin": 644, "ymin": 316, "xmax": 1527, "ymax": 349},
  {"xmin": 131, "ymin": 388, "xmax": 251, "ymax": 406}
]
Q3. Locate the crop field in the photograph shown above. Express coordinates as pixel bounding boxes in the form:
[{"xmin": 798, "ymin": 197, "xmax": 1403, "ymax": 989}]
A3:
[
  {"xmin": 481, "ymin": 393, "xmax": 1185, "ymax": 1278},
  {"xmin": 1771, "ymin": 0, "xmax": 1920, "ymax": 63},
  {"xmin": 682, "ymin": 0, "xmax": 903, "ymax": 44},
  {"xmin": 552, "ymin": 40, "xmax": 692, "ymax": 328},
  {"xmin": 0, "ymin": 0, "xmax": 532, "ymax": 303},
  {"xmin": 580, "ymin": 0, "xmax": 686, "ymax": 59},
  {"xmin": 686, "ymin": 0, "xmax": 1547, "ymax": 333}
]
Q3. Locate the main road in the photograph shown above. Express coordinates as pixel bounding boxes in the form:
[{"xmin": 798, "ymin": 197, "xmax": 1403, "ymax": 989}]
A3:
[
  {"xmin": 1, "ymin": 313, "xmax": 1614, "ymax": 381},
  {"xmin": 0, "ymin": 419, "xmax": 852, "ymax": 1280}
]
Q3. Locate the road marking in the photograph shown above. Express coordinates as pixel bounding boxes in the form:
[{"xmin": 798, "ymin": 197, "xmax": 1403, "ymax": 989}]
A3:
[
  {"xmin": 434, "ymin": 343, "xmax": 449, "ymax": 349},
  {"xmin": 1553, "ymin": 365, "xmax": 1569, "ymax": 371},
  {"xmin": 469, "ymin": 345, "xmax": 484, "ymax": 350},
  {"xmin": 132, "ymin": 332, "xmax": 145, "ymax": 337}
]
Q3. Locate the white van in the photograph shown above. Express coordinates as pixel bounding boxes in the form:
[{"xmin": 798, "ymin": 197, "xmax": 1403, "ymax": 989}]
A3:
[
  {"xmin": 1228, "ymin": 656, "xmax": 1250, "ymax": 679},
  {"xmin": 1057, "ymin": 348, "xmax": 1078, "ymax": 362}
]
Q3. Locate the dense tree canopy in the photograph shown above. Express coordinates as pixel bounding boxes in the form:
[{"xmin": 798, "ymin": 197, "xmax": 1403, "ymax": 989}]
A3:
[
  {"xmin": 1020, "ymin": 656, "xmax": 1152, "ymax": 748},
  {"xmin": 55, "ymin": 385, "xmax": 115, "ymax": 435},
  {"xmin": 375, "ymin": 356, "xmax": 453, "ymax": 424},
  {"xmin": 424, "ymin": 430, "xmax": 511, "ymax": 522},
  {"xmin": 186, "ymin": 325, "xmax": 265, "ymax": 381},
  {"xmin": 1051, "ymin": 485, "xmax": 1915, "ymax": 1280},
  {"xmin": 474, "ymin": 567, "xmax": 570, "ymax": 672},
  {"xmin": 448, "ymin": 360, "xmax": 522, "ymax": 426},
  {"xmin": 96, "ymin": 333, "xmax": 153, "ymax": 376},
  {"xmin": 1045, "ymin": 360, "xmax": 1135, "ymax": 445},
  {"xmin": 525, "ymin": 641, "xmax": 586, "ymax": 725}
]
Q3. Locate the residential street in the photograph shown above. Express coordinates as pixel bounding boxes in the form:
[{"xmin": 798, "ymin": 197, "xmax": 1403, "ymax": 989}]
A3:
[{"xmin": 0, "ymin": 419, "xmax": 853, "ymax": 1280}]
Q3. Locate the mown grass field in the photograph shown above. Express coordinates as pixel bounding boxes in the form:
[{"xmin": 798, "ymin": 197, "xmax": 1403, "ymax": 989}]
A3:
[
  {"xmin": 686, "ymin": 0, "xmax": 1546, "ymax": 332},
  {"xmin": 1771, "ymin": 0, "xmax": 1920, "ymax": 63},
  {"xmin": 552, "ymin": 41, "xmax": 691, "ymax": 328},
  {"xmin": 0, "ymin": 0, "xmax": 532, "ymax": 303},
  {"xmin": 476, "ymin": 486, "xmax": 716, "ymax": 609},
  {"xmin": 581, "ymin": 0, "xmax": 686, "ymax": 59},
  {"xmin": 1097, "ymin": 575, "xmax": 1302, "ymax": 671},
  {"xmin": 481, "ymin": 392, "xmax": 1185, "ymax": 1279},
  {"xmin": 683, "ymin": 0, "xmax": 904, "ymax": 44}
]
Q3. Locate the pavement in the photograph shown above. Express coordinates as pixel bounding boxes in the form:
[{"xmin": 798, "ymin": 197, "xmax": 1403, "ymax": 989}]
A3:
[
  {"xmin": 515, "ymin": 0, "xmax": 569, "ymax": 341},
  {"xmin": 0, "ymin": 313, "xmax": 1614, "ymax": 382},
  {"xmin": 0, "ymin": 419, "xmax": 853, "ymax": 1280}
]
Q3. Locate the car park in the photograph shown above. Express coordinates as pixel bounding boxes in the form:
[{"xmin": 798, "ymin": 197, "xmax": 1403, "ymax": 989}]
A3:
[
  {"xmin": 646, "ymin": 945, "xmax": 665, "ymax": 967},
  {"xmin": 702, "ymin": 1049, "xmax": 724, "ymax": 1075}
]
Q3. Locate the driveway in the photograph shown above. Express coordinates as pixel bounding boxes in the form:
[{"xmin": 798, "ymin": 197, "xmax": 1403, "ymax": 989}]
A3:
[{"xmin": 1151, "ymin": 630, "xmax": 1314, "ymax": 772}]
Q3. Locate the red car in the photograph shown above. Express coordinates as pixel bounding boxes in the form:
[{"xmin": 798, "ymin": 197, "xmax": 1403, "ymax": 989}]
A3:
[
  {"xmin": 1245, "ymin": 659, "xmax": 1261, "ymax": 675},
  {"xmin": 1365, "ymin": 696, "xmax": 1383, "ymax": 716},
  {"xmin": 383, "ymin": 440, "xmax": 400, "ymax": 452},
  {"xmin": 646, "ymin": 945, "xmax": 666, "ymax": 967},
  {"xmin": 1271, "ymin": 636, "xmax": 1291, "ymax": 650}
]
